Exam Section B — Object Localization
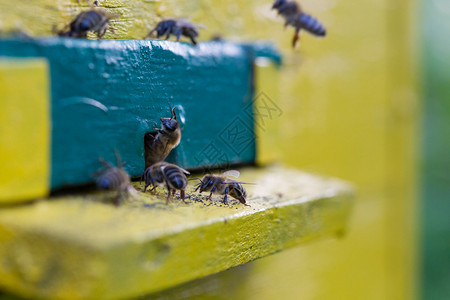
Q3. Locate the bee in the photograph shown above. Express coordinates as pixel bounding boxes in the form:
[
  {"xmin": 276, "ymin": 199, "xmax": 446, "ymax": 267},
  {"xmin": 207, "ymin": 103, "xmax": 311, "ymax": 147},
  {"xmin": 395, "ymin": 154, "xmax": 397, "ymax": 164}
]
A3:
[
  {"xmin": 194, "ymin": 170, "xmax": 251, "ymax": 206},
  {"xmin": 144, "ymin": 19, "xmax": 199, "ymax": 45},
  {"xmin": 55, "ymin": 8, "xmax": 116, "ymax": 39},
  {"xmin": 144, "ymin": 104, "xmax": 181, "ymax": 169},
  {"xmin": 141, "ymin": 162, "xmax": 190, "ymax": 204},
  {"xmin": 95, "ymin": 151, "xmax": 136, "ymax": 205},
  {"xmin": 272, "ymin": 0, "xmax": 326, "ymax": 48}
]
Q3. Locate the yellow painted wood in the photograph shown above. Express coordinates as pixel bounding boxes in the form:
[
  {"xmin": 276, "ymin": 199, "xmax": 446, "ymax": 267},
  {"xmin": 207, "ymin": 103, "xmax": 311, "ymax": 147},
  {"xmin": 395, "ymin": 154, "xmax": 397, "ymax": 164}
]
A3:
[
  {"xmin": 385, "ymin": 0, "xmax": 420, "ymax": 299},
  {"xmin": 0, "ymin": 166, "xmax": 353, "ymax": 300},
  {"xmin": 254, "ymin": 62, "xmax": 282, "ymax": 166},
  {"xmin": 0, "ymin": 59, "xmax": 50, "ymax": 203}
]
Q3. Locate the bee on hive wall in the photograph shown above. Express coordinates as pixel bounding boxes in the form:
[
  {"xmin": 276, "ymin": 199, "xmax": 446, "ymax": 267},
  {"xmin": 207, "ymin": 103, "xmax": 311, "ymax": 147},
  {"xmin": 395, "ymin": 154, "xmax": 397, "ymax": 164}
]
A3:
[
  {"xmin": 144, "ymin": 19, "xmax": 200, "ymax": 45},
  {"xmin": 54, "ymin": 7, "xmax": 116, "ymax": 39},
  {"xmin": 141, "ymin": 162, "xmax": 190, "ymax": 204},
  {"xmin": 144, "ymin": 105, "xmax": 181, "ymax": 169},
  {"xmin": 194, "ymin": 170, "xmax": 251, "ymax": 206},
  {"xmin": 272, "ymin": 0, "xmax": 326, "ymax": 48}
]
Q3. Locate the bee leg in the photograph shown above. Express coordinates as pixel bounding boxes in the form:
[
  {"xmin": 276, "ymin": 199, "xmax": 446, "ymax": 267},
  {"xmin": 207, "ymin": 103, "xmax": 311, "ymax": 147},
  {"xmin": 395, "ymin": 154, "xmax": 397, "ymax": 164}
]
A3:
[
  {"xmin": 166, "ymin": 190, "xmax": 173, "ymax": 204},
  {"xmin": 144, "ymin": 29, "xmax": 156, "ymax": 40},
  {"xmin": 175, "ymin": 29, "xmax": 182, "ymax": 41},
  {"xmin": 189, "ymin": 36, "xmax": 197, "ymax": 46},
  {"xmin": 241, "ymin": 199, "xmax": 251, "ymax": 207},
  {"xmin": 166, "ymin": 183, "xmax": 172, "ymax": 204},
  {"xmin": 208, "ymin": 185, "xmax": 217, "ymax": 201},
  {"xmin": 98, "ymin": 27, "xmax": 107, "ymax": 39},
  {"xmin": 113, "ymin": 193, "xmax": 121, "ymax": 206},
  {"xmin": 180, "ymin": 190, "xmax": 186, "ymax": 203},
  {"xmin": 162, "ymin": 26, "xmax": 171, "ymax": 39},
  {"xmin": 223, "ymin": 186, "xmax": 229, "ymax": 205},
  {"xmin": 292, "ymin": 28, "xmax": 301, "ymax": 48}
]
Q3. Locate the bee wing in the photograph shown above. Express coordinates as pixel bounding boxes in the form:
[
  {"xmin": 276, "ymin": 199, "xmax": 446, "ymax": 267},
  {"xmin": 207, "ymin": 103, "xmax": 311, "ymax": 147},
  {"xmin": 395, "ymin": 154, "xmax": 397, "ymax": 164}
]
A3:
[
  {"xmin": 179, "ymin": 167, "xmax": 190, "ymax": 175},
  {"xmin": 196, "ymin": 23, "xmax": 207, "ymax": 29},
  {"xmin": 222, "ymin": 170, "xmax": 240, "ymax": 178},
  {"xmin": 221, "ymin": 181, "xmax": 256, "ymax": 185}
]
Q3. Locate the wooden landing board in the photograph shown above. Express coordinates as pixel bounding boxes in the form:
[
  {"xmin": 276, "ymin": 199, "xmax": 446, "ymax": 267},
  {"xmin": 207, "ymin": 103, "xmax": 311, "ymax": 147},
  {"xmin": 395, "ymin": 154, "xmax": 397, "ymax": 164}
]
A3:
[
  {"xmin": 0, "ymin": 166, "xmax": 354, "ymax": 300},
  {"xmin": 0, "ymin": 38, "xmax": 280, "ymax": 190}
]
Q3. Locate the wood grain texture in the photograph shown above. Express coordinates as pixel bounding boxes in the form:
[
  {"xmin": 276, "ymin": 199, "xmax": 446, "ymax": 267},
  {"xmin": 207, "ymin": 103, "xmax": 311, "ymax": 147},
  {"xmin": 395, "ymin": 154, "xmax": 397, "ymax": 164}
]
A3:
[
  {"xmin": 0, "ymin": 166, "xmax": 353, "ymax": 299},
  {"xmin": 0, "ymin": 38, "xmax": 280, "ymax": 190}
]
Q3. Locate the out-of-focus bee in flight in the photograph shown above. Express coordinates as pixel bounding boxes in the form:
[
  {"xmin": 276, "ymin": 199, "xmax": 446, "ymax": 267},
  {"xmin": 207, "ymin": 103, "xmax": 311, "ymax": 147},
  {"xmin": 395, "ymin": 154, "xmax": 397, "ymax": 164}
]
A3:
[
  {"xmin": 54, "ymin": 5, "xmax": 116, "ymax": 39},
  {"xmin": 141, "ymin": 162, "xmax": 190, "ymax": 204},
  {"xmin": 144, "ymin": 19, "xmax": 200, "ymax": 45},
  {"xmin": 95, "ymin": 151, "xmax": 136, "ymax": 205},
  {"xmin": 194, "ymin": 170, "xmax": 252, "ymax": 206},
  {"xmin": 272, "ymin": 0, "xmax": 326, "ymax": 48},
  {"xmin": 144, "ymin": 104, "xmax": 181, "ymax": 169}
]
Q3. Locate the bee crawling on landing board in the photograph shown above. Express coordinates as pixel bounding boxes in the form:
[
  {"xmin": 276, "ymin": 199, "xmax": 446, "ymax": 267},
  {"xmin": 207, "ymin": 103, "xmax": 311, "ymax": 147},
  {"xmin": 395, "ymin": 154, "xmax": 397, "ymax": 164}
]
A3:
[
  {"xmin": 141, "ymin": 162, "xmax": 190, "ymax": 204},
  {"xmin": 144, "ymin": 19, "xmax": 200, "ymax": 45},
  {"xmin": 194, "ymin": 170, "xmax": 252, "ymax": 206},
  {"xmin": 95, "ymin": 151, "xmax": 136, "ymax": 205},
  {"xmin": 144, "ymin": 104, "xmax": 181, "ymax": 169},
  {"xmin": 272, "ymin": 0, "xmax": 326, "ymax": 48},
  {"xmin": 54, "ymin": 7, "xmax": 117, "ymax": 39}
]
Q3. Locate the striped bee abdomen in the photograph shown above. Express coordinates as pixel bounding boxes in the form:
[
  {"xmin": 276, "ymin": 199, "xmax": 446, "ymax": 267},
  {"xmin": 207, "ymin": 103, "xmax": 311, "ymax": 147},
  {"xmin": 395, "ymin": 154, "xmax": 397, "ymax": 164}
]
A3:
[
  {"xmin": 164, "ymin": 166, "xmax": 188, "ymax": 190},
  {"xmin": 79, "ymin": 11, "xmax": 102, "ymax": 30},
  {"xmin": 96, "ymin": 167, "xmax": 130, "ymax": 192},
  {"xmin": 298, "ymin": 14, "xmax": 326, "ymax": 36},
  {"xmin": 229, "ymin": 183, "xmax": 247, "ymax": 204}
]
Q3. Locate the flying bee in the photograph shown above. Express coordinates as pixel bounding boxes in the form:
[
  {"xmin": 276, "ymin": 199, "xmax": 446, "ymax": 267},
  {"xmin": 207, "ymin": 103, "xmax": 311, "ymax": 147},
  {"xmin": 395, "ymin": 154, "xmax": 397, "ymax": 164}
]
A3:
[
  {"xmin": 144, "ymin": 104, "xmax": 181, "ymax": 169},
  {"xmin": 144, "ymin": 19, "xmax": 200, "ymax": 45},
  {"xmin": 54, "ymin": 7, "xmax": 116, "ymax": 39},
  {"xmin": 141, "ymin": 161, "xmax": 190, "ymax": 204},
  {"xmin": 95, "ymin": 151, "xmax": 136, "ymax": 205},
  {"xmin": 194, "ymin": 170, "xmax": 252, "ymax": 206},
  {"xmin": 272, "ymin": 0, "xmax": 326, "ymax": 48}
]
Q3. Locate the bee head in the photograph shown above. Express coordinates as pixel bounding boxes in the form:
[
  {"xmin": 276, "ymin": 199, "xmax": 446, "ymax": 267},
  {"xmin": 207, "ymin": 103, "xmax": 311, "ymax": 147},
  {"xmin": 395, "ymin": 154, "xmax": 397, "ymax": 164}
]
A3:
[
  {"xmin": 195, "ymin": 175, "xmax": 216, "ymax": 193},
  {"xmin": 272, "ymin": 0, "xmax": 286, "ymax": 9},
  {"xmin": 96, "ymin": 177, "xmax": 111, "ymax": 190},
  {"xmin": 160, "ymin": 117, "xmax": 179, "ymax": 132},
  {"xmin": 160, "ymin": 105, "xmax": 179, "ymax": 132}
]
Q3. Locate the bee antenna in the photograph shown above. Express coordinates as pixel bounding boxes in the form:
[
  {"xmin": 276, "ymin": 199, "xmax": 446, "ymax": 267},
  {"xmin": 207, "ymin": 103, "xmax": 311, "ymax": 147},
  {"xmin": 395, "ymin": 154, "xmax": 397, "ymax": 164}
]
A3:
[
  {"xmin": 167, "ymin": 102, "xmax": 177, "ymax": 120},
  {"xmin": 188, "ymin": 178, "xmax": 204, "ymax": 183},
  {"xmin": 114, "ymin": 149, "xmax": 122, "ymax": 168},
  {"xmin": 140, "ymin": 172, "xmax": 145, "ymax": 185},
  {"xmin": 99, "ymin": 156, "xmax": 113, "ymax": 168}
]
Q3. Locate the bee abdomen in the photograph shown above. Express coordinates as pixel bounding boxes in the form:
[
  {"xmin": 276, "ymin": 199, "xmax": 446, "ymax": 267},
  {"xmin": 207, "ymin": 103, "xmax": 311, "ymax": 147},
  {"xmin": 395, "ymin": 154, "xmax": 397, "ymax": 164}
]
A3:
[
  {"xmin": 96, "ymin": 168, "xmax": 129, "ymax": 191},
  {"xmin": 299, "ymin": 14, "xmax": 326, "ymax": 36},
  {"xmin": 165, "ymin": 167, "xmax": 187, "ymax": 189},
  {"xmin": 229, "ymin": 183, "xmax": 247, "ymax": 202},
  {"xmin": 78, "ymin": 11, "xmax": 102, "ymax": 31}
]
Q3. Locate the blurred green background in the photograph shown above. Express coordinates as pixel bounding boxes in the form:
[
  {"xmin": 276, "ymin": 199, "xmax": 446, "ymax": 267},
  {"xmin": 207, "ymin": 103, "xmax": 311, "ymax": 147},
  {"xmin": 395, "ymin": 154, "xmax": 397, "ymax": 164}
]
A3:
[{"xmin": 422, "ymin": 0, "xmax": 450, "ymax": 298}]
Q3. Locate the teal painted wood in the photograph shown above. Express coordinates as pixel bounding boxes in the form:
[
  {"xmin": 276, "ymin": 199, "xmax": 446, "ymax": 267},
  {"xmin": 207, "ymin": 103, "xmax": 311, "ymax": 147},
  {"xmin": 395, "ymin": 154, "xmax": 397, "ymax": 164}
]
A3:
[
  {"xmin": 0, "ymin": 38, "xmax": 281, "ymax": 189},
  {"xmin": 422, "ymin": 1, "xmax": 450, "ymax": 298}
]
